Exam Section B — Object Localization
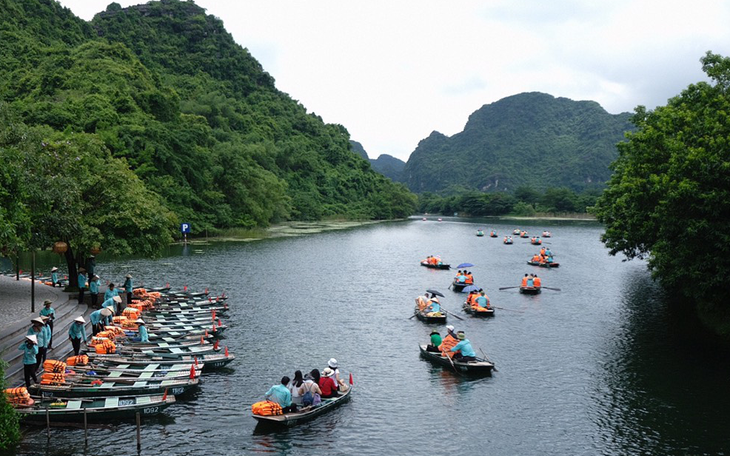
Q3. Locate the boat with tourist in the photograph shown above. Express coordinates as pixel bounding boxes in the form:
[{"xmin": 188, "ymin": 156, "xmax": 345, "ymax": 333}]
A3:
[
  {"xmin": 252, "ymin": 385, "xmax": 353, "ymax": 427},
  {"xmin": 418, "ymin": 344, "xmax": 494, "ymax": 375}
]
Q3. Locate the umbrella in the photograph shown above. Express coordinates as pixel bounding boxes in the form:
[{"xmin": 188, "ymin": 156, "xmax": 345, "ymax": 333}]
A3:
[
  {"xmin": 457, "ymin": 263, "xmax": 474, "ymax": 268},
  {"xmin": 462, "ymin": 285, "xmax": 479, "ymax": 293},
  {"xmin": 100, "ymin": 307, "xmax": 114, "ymax": 317},
  {"xmin": 426, "ymin": 289, "xmax": 445, "ymax": 297}
]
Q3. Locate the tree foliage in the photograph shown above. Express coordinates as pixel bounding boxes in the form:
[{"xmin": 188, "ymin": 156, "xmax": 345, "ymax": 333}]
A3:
[
  {"xmin": 0, "ymin": 360, "xmax": 20, "ymax": 451},
  {"xmin": 596, "ymin": 51, "xmax": 730, "ymax": 317}
]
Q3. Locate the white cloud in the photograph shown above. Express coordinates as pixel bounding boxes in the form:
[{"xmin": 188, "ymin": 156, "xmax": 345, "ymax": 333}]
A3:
[{"xmin": 57, "ymin": 0, "xmax": 730, "ymax": 161}]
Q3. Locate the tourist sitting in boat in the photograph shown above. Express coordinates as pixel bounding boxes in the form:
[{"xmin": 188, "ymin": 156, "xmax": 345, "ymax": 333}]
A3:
[
  {"xmin": 532, "ymin": 254, "xmax": 543, "ymax": 263},
  {"xmin": 326, "ymin": 358, "xmax": 348, "ymax": 391},
  {"xmin": 451, "ymin": 331, "xmax": 477, "ymax": 362},
  {"xmin": 298, "ymin": 373, "xmax": 322, "ymax": 407},
  {"xmin": 521, "ymin": 274, "xmax": 529, "ymax": 286},
  {"xmin": 265, "ymin": 376, "xmax": 297, "ymax": 413},
  {"xmin": 288, "ymin": 370, "xmax": 304, "ymax": 406},
  {"xmin": 466, "ymin": 290, "xmax": 479, "ymax": 306},
  {"xmin": 426, "ymin": 299, "xmax": 441, "ymax": 315},
  {"xmin": 527, "ymin": 275, "xmax": 535, "ymax": 287},
  {"xmin": 545, "ymin": 247, "xmax": 553, "ymax": 257},
  {"xmin": 539, "ymin": 247, "xmax": 546, "ymax": 257},
  {"xmin": 319, "ymin": 368, "xmax": 339, "ymax": 398},
  {"xmin": 545, "ymin": 255, "xmax": 555, "ymax": 263},
  {"xmin": 439, "ymin": 325, "xmax": 459, "ymax": 358},
  {"xmin": 474, "ymin": 291, "xmax": 490, "ymax": 310},
  {"xmin": 534, "ymin": 275, "xmax": 541, "ymax": 287},
  {"xmin": 464, "ymin": 271, "xmax": 474, "ymax": 284},
  {"xmin": 427, "ymin": 330, "xmax": 442, "ymax": 352},
  {"xmin": 455, "ymin": 270, "xmax": 466, "ymax": 283}
]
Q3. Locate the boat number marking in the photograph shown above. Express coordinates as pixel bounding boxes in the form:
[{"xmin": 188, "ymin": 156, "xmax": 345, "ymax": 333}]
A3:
[{"xmin": 143, "ymin": 407, "xmax": 159, "ymax": 414}]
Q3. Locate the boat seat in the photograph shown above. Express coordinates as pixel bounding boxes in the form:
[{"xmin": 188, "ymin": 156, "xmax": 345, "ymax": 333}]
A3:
[
  {"xmin": 143, "ymin": 364, "xmax": 160, "ymax": 371},
  {"xmin": 160, "ymin": 380, "xmax": 175, "ymax": 386},
  {"xmin": 66, "ymin": 400, "xmax": 83, "ymax": 410},
  {"xmin": 158, "ymin": 343, "xmax": 170, "ymax": 348},
  {"xmin": 109, "ymin": 371, "xmax": 123, "ymax": 378},
  {"xmin": 132, "ymin": 381, "xmax": 147, "ymax": 387},
  {"xmin": 136, "ymin": 396, "xmax": 152, "ymax": 405},
  {"xmin": 104, "ymin": 397, "xmax": 119, "ymax": 408},
  {"xmin": 100, "ymin": 382, "xmax": 117, "ymax": 389},
  {"xmin": 169, "ymin": 348, "xmax": 184, "ymax": 354},
  {"xmin": 139, "ymin": 372, "xmax": 154, "ymax": 379}
]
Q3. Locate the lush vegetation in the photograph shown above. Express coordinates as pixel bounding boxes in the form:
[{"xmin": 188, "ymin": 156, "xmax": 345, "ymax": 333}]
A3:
[
  {"xmin": 418, "ymin": 186, "xmax": 601, "ymax": 217},
  {"xmin": 0, "ymin": 360, "xmax": 20, "ymax": 451},
  {"xmin": 403, "ymin": 92, "xmax": 633, "ymax": 194},
  {"xmin": 596, "ymin": 52, "xmax": 730, "ymax": 335},
  {"xmin": 0, "ymin": 0, "xmax": 416, "ymax": 273}
]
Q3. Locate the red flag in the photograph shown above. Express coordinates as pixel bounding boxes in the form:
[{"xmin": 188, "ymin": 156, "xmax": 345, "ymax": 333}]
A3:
[
  {"xmin": 213, "ymin": 340, "xmax": 219, "ymax": 350},
  {"xmin": 162, "ymin": 388, "xmax": 168, "ymax": 401},
  {"xmin": 194, "ymin": 356, "xmax": 199, "ymax": 367},
  {"xmin": 205, "ymin": 287, "xmax": 209, "ymax": 294},
  {"xmin": 184, "ymin": 285, "xmax": 188, "ymax": 291},
  {"xmin": 200, "ymin": 336, "xmax": 204, "ymax": 345},
  {"xmin": 212, "ymin": 324, "xmax": 216, "ymax": 333},
  {"xmin": 224, "ymin": 346, "xmax": 229, "ymax": 357},
  {"xmin": 218, "ymin": 319, "xmax": 222, "ymax": 327},
  {"xmin": 205, "ymin": 330, "xmax": 208, "ymax": 338},
  {"xmin": 189, "ymin": 364, "xmax": 196, "ymax": 379},
  {"xmin": 166, "ymin": 282, "xmax": 170, "ymax": 288},
  {"xmin": 211, "ymin": 309, "xmax": 216, "ymax": 320},
  {"xmin": 349, "ymin": 373, "xmax": 354, "ymax": 385}
]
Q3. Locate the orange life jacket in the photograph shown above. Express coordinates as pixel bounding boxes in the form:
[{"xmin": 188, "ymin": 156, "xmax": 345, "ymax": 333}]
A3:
[
  {"xmin": 521, "ymin": 276, "xmax": 528, "ymax": 286},
  {"xmin": 540, "ymin": 248, "xmax": 546, "ymax": 256},
  {"xmin": 252, "ymin": 400, "xmax": 283, "ymax": 416},
  {"xmin": 465, "ymin": 274, "xmax": 473, "ymax": 284},
  {"xmin": 439, "ymin": 333, "xmax": 458, "ymax": 358},
  {"xmin": 534, "ymin": 277, "xmax": 541, "ymax": 287}
]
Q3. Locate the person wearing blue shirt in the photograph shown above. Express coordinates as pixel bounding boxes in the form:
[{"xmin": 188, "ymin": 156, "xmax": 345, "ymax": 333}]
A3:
[
  {"xmin": 265, "ymin": 376, "xmax": 296, "ymax": 413},
  {"xmin": 475, "ymin": 292, "xmax": 490, "ymax": 309},
  {"xmin": 123, "ymin": 274, "xmax": 134, "ymax": 305},
  {"xmin": 27, "ymin": 318, "xmax": 48, "ymax": 372},
  {"xmin": 451, "ymin": 331, "xmax": 477, "ymax": 361},
  {"xmin": 19, "ymin": 335, "xmax": 39, "ymax": 388},
  {"xmin": 89, "ymin": 309, "xmax": 105, "ymax": 335},
  {"xmin": 89, "ymin": 274, "xmax": 101, "ymax": 308},
  {"xmin": 68, "ymin": 316, "xmax": 87, "ymax": 356},
  {"xmin": 102, "ymin": 296, "xmax": 120, "ymax": 325},
  {"xmin": 77, "ymin": 268, "xmax": 87, "ymax": 304},
  {"xmin": 105, "ymin": 283, "xmax": 122, "ymax": 313},
  {"xmin": 40, "ymin": 300, "xmax": 55, "ymax": 349},
  {"xmin": 426, "ymin": 300, "xmax": 441, "ymax": 314},
  {"xmin": 135, "ymin": 320, "xmax": 149, "ymax": 343},
  {"xmin": 51, "ymin": 267, "xmax": 59, "ymax": 287}
]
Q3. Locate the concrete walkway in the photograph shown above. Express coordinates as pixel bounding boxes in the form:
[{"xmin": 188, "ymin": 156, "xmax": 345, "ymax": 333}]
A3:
[{"xmin": 0, "ymin": 275, "xmax": 68, "ymax": 333}]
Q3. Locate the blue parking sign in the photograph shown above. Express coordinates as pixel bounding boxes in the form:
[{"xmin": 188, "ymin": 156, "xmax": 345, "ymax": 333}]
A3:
[{"xmin": 181, "ymin": 223, "xmax": 191, "ymax": 233}]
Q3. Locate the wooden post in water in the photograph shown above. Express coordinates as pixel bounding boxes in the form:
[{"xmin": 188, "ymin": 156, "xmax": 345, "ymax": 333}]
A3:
[
  {"xmin": 136, "ymin": 412, "xmax": 141, "ymax": 453},
  {"xmin": 84, "ymin": 408, "xmax": 88, "ymax": 446},
  {"xmin": 45, "ymin": 406, "xmax": 50, "ymax": 439}
]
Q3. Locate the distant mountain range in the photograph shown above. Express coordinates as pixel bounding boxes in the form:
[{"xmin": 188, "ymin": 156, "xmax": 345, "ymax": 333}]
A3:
[
  {"xmin": 376, "ymin": 92, "xmax": 633, "ymax": 193},
  {"xmin": 350, "ymin": 140, "xmax": 406, "ymax": 182}
]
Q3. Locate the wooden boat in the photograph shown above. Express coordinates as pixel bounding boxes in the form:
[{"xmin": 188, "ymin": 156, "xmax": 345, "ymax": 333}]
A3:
[
  {"xmin": 414, "ymin": 307, "xmax": 447, "ymax": 324},
  {"xmin": 418, "ymin": 344, "xmax": 494, "ymax": 375},
  {"xmin": 519, "ymin": 286, "xmax": 542, "ymax": 295},
  {"xmin": 489, "ymin": 231, "xmax": 498, "ymax": 237},
  {"xmin": 420, "ymin": 260, "xmax": 450, "ymax": 270},
  {"xmin": 252, "ymin": 386, "xmax": 353, "ymax": 427},
  {"xmin": 91, "ymin": 352, "xmax": 235, "ymax": 371},
  {"xmin": 71, "ymin": 362, "xmax": 198, "ymax": 377},
  {"xmin": 117, "ymin": 338, "xmax": 210, "ymax": 350},
  {"xmin": 462, "ymin": 302, "xmax": 495, "ymax": 317},
  {"xmin": 90, "ymin": 344, "xmax": 220, "ymax": 361},
  {"xmin": 520, "ymin": 232, "xmax": 529, "ymax": 238},
  {"xmin": 15, "ymin": 394, "xmax": 175, "ymax": 423},
  {"xmin": 503, "ymin": 238, "xmax": 513, "ymax": 245},
  {"xmin": 29, "ymin": 376, "xmax": 199, "ymax": 398},
  {"xmin": 512, "ymin": 229, "xmax": 521, "ymax": 235},
  {"xmin": 530, "ymin": 238, "xmax": 542, "ymax": 245},
  {"xmin": 541, "ymin": 231, "xmax": 552, "ymax": 238},
  {"xmin": 527, "ymin": 260, "xmax": 560, "ymax": 268},
  {"xmin": 476, "ymin": 230, "xmax": 484, "ymax": 237},
  {"xmin": 451, "ymin": 280, "xmax": 468, "ymax": 293},
  {"xmin": 66, "ymin": 364, "xmax": 200, "ymax": 380}
]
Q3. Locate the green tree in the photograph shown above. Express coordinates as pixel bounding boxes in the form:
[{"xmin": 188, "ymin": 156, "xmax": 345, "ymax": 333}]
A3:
[
  {"xmin": 0, "ymin": 360, "xmax": 20, "ymax": 451},
  {"xmin": 596, "ymin": 52, "xmax": 730, "ymax": 333}
]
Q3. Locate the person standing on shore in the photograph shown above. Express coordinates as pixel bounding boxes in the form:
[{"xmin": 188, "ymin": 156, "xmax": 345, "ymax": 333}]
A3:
[
  {"xmin": 89, "ymin": 274, "xmax": 101, "ymax": 308},
  {"xmin": 51, "ymin": 267, "xmax": 59, "ymax": 287},
  {"xmin": 27, "ymin": 318, "xmax": 47, "ymax": 373},
  {"xmin": 105, "ymin": 283, "xmax": 121, "ymax": 313},
  {"xmin": 19, "ymin": 335, "xmax": 38, "ymax": 389},
  {"xmin": 68, "ymin": 316, "xmax": 87, "ymax": 356},
  {"xmin": 123, "ymin": 274, "xmax": 134, "ymax": 306},
  {"xmin": 77, "ymin": 268, "xmax": 87, "ymax": 304},
  {"xmin": 39, "ymin": 300, "xmax": 55, "ymax": 349}
]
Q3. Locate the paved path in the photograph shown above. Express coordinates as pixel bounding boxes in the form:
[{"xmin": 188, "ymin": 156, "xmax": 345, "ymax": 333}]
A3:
[{"xmin": 0, "ymin": 275, "xmax": 68, "ymax": 333}]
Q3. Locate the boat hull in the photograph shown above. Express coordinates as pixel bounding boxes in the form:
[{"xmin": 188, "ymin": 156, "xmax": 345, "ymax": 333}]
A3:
[
  {"xmin": 462, "ymin": 303, "xmax": 495, "ymax": 317},
  {"xmin": 527, "ymin": 260, "xmax": 560, "ymax": 268},
  {"xmin": 252, "ymin": 386, "xmax": 353, "ymax": 427},
  {"xmin": 519, "ymin": 286, "xmax": 542, "ymax": 295},
  {"xmin": 420, "ymin": 261, "xmax": 451, "ymax": 270},
  {"xmin": 414, "ymin": 308, "xmax": 447, "ymax": 324},
  {"xmin": 418, "ymin": 345, "xmax": 493, "ymax": 375},
  {"xmin": 16, "ymin": 395, "xmax": 176, "ymax": 423}
]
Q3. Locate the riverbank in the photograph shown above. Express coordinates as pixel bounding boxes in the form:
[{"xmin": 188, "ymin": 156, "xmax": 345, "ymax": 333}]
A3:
[{"xmin": 0, "ymin": 275, "xmax": 68, "ymax": 334}]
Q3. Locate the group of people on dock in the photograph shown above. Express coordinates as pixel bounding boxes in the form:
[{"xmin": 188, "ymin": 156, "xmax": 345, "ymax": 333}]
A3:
[
  {"xmin": 454, "ymin": 270, "xmax": 474, "ymax": 284},
  {"xmin": 466, "ymin": 289, "xmax": 491, "ymax": 310},
  {"xmin": 263, "ymin": 358, "xmax": 349, "ymax": 413},
  {"xmin": 75, "ymin": 269, "xmax": 134, "ymax": 309},
  {"xmin": 530, "ymin": 247, "xmax": 555, "ymax": 264},
  {"xmin": 426, "ymin": 325, "xmax": 477, "ymax": 361},
  {"xmin": 522, "ymin": 274, "xmax": 542, "ymax": 288}
]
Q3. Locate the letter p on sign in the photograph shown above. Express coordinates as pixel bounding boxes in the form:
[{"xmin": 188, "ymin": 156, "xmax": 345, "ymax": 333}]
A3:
[{"xmin": 181, "ymin": 223, "xmax": 191, "ymax": 233}]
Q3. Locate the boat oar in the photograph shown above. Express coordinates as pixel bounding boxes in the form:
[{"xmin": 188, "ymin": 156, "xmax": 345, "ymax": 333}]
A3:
[
  {"xmin": 498, "ymin": 286, "xmax": 519, "ymax": 290},
  {"xmin": 409, "ymin": 313, "xmax": 418, "ymax": 320},
  {"xmin": 542, "ymin": 287, "xmax": 561, "ymax": 291},
  {"xmin": 442, "ymin": 308, "xmax": 464, "ymax": 321},
  {"xmin": 491, "ymin": 305, "xmax": 524, "ymax": 313},
  {"xmin": 440, "ymin": 350, "xmax": 463, "ymax": 376},
  {"xmin": 479, "ymin": 348, "xmax": 498, "ymax": 372}
]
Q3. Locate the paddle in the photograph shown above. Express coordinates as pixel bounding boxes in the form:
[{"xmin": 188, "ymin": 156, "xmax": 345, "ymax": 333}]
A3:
[
  {"xmin": 498, "ymin": 286, "xmax": 519, "ymax": 290},
  {"xmin": 439, "ymin": 348, "xmax": 462, "ymax": 376},
  {"xmin": 542, "ymin": 287, "xmax": 561, "ymax": 291},
  {"xmin": 408, "ymin": 313, "xmax": 417, "ymax": 320},
  {"xmin": 491, "ymin": 305, "xmax": 524, "ymax": 313},
  {"xmin": 479, "ymin": 348, "xmax": 498, "ymax": 372},
  {"xmin": 441, "ymin": 308, "xmax": 464, "ymax": 321}
]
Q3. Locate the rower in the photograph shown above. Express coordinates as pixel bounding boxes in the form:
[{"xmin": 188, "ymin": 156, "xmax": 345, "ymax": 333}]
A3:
[
  {"xmin": 439, "ymin": 325, "xmax": 459, "ymax": 358},
  {"xmin": 451, "ymin": 331, "xmax": 477, "ymax": 362}
]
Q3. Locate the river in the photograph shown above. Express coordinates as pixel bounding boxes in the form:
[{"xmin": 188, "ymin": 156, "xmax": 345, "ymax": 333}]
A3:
[{"xmin": 9, "ymin": 217, "xmax": 730, "ymax": 455}]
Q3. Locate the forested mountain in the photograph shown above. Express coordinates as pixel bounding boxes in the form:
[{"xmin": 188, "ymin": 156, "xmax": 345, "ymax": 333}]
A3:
[
  {"xmin": 370, "ymin": 154, "xmax": 405, "ymax": 182},
  {"xmin": 402, "ymin": 92, "xmax": 633, "ymax": 193},
  {"xmin": 1, "ymin": 0, "xmax": 416, "ymax": 238},
  {"xmin": 349, "ymin": 140, "xmax": 368, "ymax": 160}
]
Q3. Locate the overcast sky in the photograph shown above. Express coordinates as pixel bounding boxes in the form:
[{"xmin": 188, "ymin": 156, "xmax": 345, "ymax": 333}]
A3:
[{"xmin": 58, "ymin": 0, "xmax": 730, "ymax": 161}]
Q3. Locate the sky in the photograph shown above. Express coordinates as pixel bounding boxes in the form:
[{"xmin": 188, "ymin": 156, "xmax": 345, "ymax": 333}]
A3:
[{"xmin": 58, "ymin": 0, "xmax": 730, "ymax": 162}]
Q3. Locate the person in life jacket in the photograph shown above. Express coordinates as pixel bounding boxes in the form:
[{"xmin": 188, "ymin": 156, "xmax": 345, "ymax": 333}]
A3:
[
  {"xmin": 475, "ymin": 292, "xmax": 490, "ymax": 309},
  {"xmin": 466, "ymin": 290, "xmax": 479, "ymax": 306},
  {"xmin": 521, "ymin": 274, "xmax": 529, "ymax": 287},
  {"xmin": 439, "ymin": 325, "xmax": 459, "ymax": 358},
  {"xmin": 539, "ymin": 247, "xmax": 546, "ymax": 257},
  {"xmin": 527, "ymin": 275, "xmax": 534, "ymax": 287},
  {"xmin": 532, "ymin": 254, "xmax": 542, "ymax": 263},
  {"xmin": 451, "ymin": 331, "xmax": 477, "ymax": 362},
  {"xmin": 426, "ymin": 294, "xmax": 441, "ymax": 314},
  {"xmin": 456, "ymin": 270, "xmax": 466, "ymax": 283},
  {"xmin": 465, "ymin": 272, "xmax": 474, "ymax": 285},
  {"xmin": 533, "ymin": 275, "xmax": 542, "ymax": 287},
  {"xmin": 545, "ymin": 247, "xmax": 553, "ymax": 257}
]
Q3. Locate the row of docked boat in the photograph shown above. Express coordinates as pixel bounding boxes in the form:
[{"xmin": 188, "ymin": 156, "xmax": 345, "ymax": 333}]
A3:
[{"xmin": 8, "ymin": 287, "xmax": 235, "ymax": 423}]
